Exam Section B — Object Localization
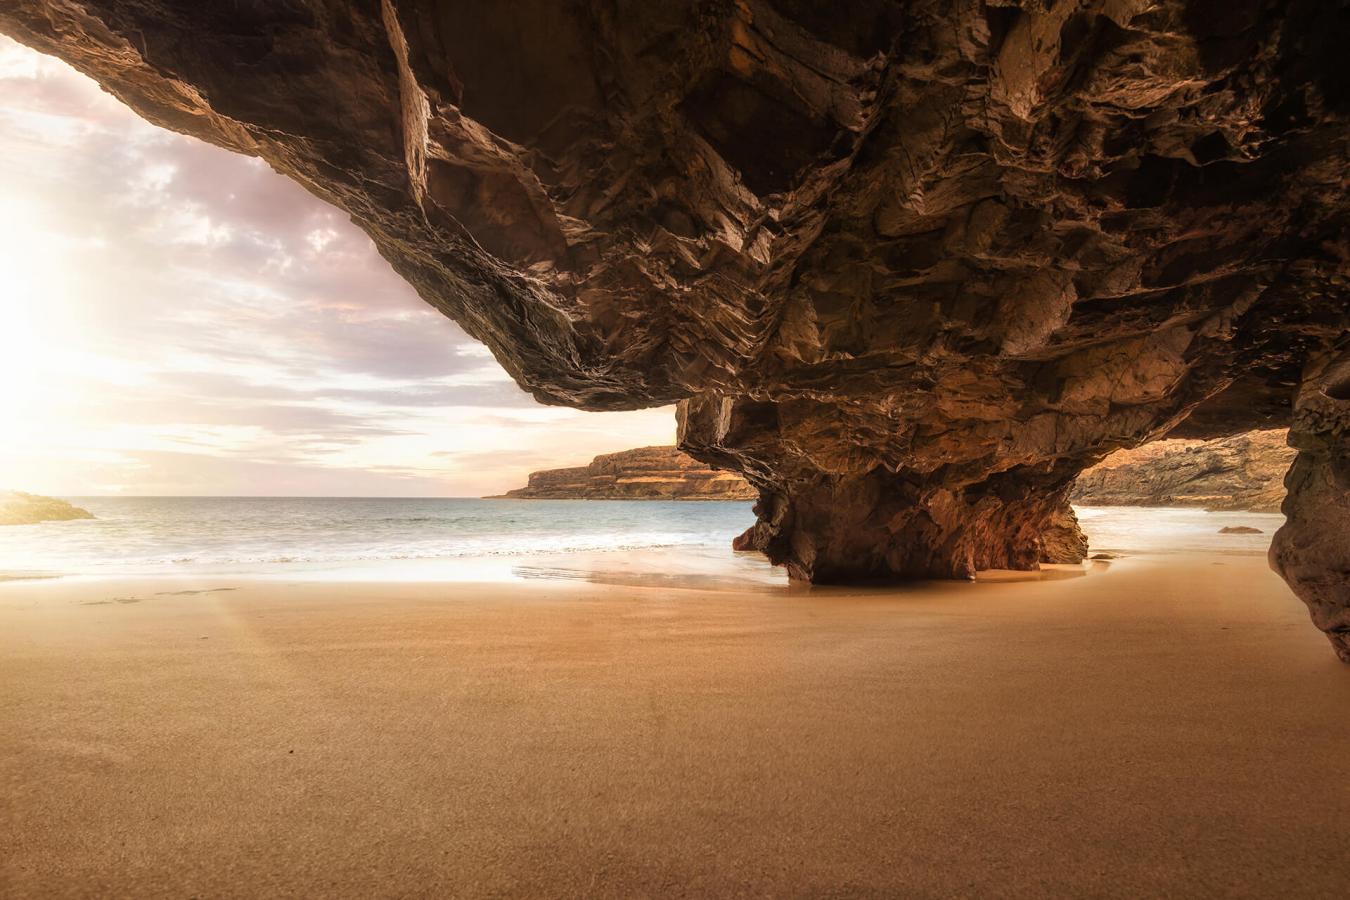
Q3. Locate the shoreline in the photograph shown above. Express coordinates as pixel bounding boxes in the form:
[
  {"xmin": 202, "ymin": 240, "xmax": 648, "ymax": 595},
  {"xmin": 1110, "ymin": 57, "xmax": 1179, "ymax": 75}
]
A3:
[
  {"xmin": 0, "ymin": 544, "xmax": 1265, "ymax": 593},
  {"xmin": 0, "ymin": 503, "xmax": 1284, "ymax": 589},
  {"xmin": 3, "ymin": 552, "xmax": 1347, "ymax": 896}
]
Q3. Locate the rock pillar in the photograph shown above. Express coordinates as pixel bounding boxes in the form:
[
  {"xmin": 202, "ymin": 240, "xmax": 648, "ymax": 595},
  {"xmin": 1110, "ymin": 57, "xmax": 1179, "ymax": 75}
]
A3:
[{"xmin": 1270, "ymin": 349, "xmax": 1350, "ymax": 662}]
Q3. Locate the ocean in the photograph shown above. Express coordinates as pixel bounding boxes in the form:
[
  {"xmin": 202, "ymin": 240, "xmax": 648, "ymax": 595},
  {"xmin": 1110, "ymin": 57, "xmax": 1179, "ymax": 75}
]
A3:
[{"xmin": 0, "ymin": 497, "xmax": 1284, "ymax": 583}]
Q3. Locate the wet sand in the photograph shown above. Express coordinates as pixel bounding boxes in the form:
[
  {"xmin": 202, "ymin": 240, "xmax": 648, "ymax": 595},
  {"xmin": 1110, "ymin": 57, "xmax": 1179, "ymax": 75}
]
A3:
[{"xmin": 2, "ymin": 554, "xmax": 1348, "ymax": 897}]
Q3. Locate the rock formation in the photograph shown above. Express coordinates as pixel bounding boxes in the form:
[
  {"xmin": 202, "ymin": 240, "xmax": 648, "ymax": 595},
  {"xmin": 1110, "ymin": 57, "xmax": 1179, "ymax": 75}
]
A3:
[
  {"xmin": 1039, "ymin": 504, "xmax": 1091, "ymax": 565},
  {"xmin": 0, "ymin": 492, "xmax": 94, "ymax": 526},
  {"xmin": 493, "ymin": 446, "xmax": 756, "ymax": 500},
  {"xmin": 1072, "ymin": 429, "xmax": 1293, "ymax": 511},
  {"xmin": 504, "ymin": 420, "xmax": 1289, "ymax": 510},
  {"xmin": 3, "ymin": 2, "xmax": 1347, "ymax": 649},
  {"xmin": 1270, "ymin": 351, "xmax": 1350, "ymax": 662}
]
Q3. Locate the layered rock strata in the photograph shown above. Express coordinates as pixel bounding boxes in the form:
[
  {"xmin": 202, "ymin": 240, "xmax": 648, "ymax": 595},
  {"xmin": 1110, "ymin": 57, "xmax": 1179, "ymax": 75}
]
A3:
[
  {"xmin": 494, "ymin": 446, "xmax": 756, "ymax": 500},
  {"xmin": 0, "ymin": 492, "xmax": 94, "ymax": 526},
  {"xmin": 1072, "ymin": 429, "xmax": 1294, "ymax": 511},
  {"xmin": 3, "ymin": 2, "xmax": 1347, "ymax": 649}
]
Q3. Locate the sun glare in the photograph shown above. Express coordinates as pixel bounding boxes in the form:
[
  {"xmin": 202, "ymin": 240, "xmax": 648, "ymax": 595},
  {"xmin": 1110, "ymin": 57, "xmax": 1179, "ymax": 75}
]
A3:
[
  {"xmin": 0, "ymin": 194, "xmax": 80, "ymax": 424},
  {"xmin": 0, "ymin": 35, "xmax": 676, "ymax": 496}
]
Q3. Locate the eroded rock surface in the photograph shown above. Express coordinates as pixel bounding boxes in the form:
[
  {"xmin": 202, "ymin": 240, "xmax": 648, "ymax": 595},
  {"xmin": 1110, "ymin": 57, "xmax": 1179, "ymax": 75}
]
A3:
[
  {"xmin": 0, "ymin": 492, "xmax": 94, "ymax": 526},
  {"xmin": 2, "ymin": 3, "xmax": 1347, "ymax": 601},
  {"xmin": 493, "ymin": 446, "xmax": 756, "ymax": 501},
  {"xmin": 1270, "ymin": 351, "xmax": 1350, "ymax": 662},
  {"xmin": 1040, "ymin": 504, "xmax": 1090, "ymax": 565},
  {"xmin": 1072, "ymin": 429, "xmax": 1294, "ymax": 511}
]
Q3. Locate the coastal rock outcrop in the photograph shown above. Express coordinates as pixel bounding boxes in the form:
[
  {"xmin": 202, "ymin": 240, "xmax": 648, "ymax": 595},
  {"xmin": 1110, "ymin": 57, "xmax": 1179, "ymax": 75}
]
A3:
[
  {"xmin": 0, "ymin": 492, "xmax": 93, "ymax": 526},
  {"xmin": 3, "ymin": 2, "xmax": 1348, "ymax": 647},
  {"xmin": 1040, "ymin": 505, "xmax": 1091, "ymax": 565},
  {"xmin": 494, "ymin": 446, "xmax": 756, "ymax": 501},
  {"xmin": 1270, "ymin": 351, "xmax": 1350, "ymax": 662},
  {"xmin": 1072, "ymin": 429, "xmax": 1294, "ymax": 512}
]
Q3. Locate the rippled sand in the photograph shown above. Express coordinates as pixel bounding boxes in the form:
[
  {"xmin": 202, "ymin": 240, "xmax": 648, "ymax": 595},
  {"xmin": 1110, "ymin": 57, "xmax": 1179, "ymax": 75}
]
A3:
[{"xmin": 2, "ymin": 554, "xmax": 1348, "ymax": 897}]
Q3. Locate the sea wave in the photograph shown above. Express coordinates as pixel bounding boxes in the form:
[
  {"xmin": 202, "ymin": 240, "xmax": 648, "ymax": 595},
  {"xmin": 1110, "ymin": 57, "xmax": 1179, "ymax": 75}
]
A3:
[
  {"xmin": 0, "ymin": 497, "xmax": 1284, "ymax": 579},
  {"xmin": 0, "ymin": 497, "xmax": 742, "ymax": 574},
  {"xmin": 143, "ymin": 539, "xmax": 690, "ymax": 567}
]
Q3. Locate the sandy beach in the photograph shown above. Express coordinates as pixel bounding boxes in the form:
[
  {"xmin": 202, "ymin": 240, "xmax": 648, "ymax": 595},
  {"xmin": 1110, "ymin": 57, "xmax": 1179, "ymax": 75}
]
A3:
[
  {"xmin": 5, "ymin": 3, "xmax": 1349, "ymax": 896},
  {"xmin": 3, "ymin": 553, "xmax": 1348, "ymax": 898}
]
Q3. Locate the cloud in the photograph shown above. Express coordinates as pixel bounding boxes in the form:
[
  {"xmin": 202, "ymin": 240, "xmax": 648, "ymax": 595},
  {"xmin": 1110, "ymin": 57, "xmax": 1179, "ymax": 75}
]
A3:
[{"xmin": 0, "ymin": 35, "xmax": 676, "ymax": 497}]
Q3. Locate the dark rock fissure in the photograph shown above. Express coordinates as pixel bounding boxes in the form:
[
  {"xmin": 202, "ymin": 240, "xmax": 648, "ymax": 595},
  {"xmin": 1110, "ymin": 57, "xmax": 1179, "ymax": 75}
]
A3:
[{"xmin": 3, "ymin": 1, "xmax": 1348, "ymax": 654}]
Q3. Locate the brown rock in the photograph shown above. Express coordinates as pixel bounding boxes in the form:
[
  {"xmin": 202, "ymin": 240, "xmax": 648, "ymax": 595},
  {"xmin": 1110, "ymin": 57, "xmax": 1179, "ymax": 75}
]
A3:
[
  {"xmin": 1219, "ymin": 526, "xmax": 1263, "ymax": 535},
  {"xmin": 718, "ymin": 467, "xmax": 1087, "ymax": 581},
  {"xmin": 1041, "ymin": 506, "xmax": 1090, "ymax": 565},
  {"xmin": 0, "ymin": 492, "xmax": 94, "ymax": 526},
  {"xmin": 1270, "ymin": 351, "xmax": 1350, "ymax": 663},
  {"xmin": 731, "ymin": 526, "xmax": 759, "ymax": 553},
  {"xmin": 1073, "ymin": 430, "xmax": 1295, "ymax": 512},
  {"xmin": 493, "ymin": 447, "xmax": 755, "ymax": 501},
  {"xmin": 3, "ymin": 3, "xmax": 1347, "ymax": 644}
]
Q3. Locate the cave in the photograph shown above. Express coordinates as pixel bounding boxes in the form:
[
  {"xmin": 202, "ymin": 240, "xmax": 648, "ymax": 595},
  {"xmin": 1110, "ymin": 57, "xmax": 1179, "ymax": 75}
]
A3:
[{"xmin": 2, "ymin": 0, "xmax": 1347, "ymax": 656}]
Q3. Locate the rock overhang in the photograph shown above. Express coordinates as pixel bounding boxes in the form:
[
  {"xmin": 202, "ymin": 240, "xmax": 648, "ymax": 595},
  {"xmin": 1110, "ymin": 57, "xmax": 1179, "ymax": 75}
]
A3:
[{"xmin": 2, "ymin": 0, "xmax": 1347, "ymax": 650}]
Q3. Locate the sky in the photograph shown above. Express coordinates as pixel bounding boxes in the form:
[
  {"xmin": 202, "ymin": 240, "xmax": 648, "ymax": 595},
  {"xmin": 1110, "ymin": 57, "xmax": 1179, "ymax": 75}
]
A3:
[{"xmin": 0, "ymin": 36, "xmax": 675, "ymax": 497}]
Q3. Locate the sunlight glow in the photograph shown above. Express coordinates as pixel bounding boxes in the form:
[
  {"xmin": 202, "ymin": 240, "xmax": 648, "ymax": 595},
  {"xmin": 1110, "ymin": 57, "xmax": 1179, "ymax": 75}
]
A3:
[
  {"xmin": 0, "ymin": 36, "xmax": 675, "ymax": 496},
  {"xmin": 0, "ymin": 194, "xmax": 87, "ymax": 422}
]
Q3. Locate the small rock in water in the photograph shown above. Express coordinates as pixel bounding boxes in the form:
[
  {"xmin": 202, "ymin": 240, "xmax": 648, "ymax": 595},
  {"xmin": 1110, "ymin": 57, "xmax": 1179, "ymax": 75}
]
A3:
[
  {"xmin": 1090, "ymin": 553, "xmax": 1118, "ymax": 560},
  {"xmin": 1218, "ymin": 526, "xmax": 1263, "ymax": 534}
]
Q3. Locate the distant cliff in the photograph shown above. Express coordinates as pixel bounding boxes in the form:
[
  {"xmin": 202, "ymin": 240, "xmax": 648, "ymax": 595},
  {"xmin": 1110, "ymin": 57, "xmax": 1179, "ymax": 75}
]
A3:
[
  {"xmin": 501, "ymin": 432, "xmax": 1294, "ymax": 508},
  {"xmin": 0, "ymin": 492, "xmax": 94, "ymax": 525},
  {"xmin": 493, "ymin": 446, "xmax": 756, "ymax": 501},
  {"xmin": 1072, "ymin": 430, "xmax": 1293, "ymax": 512}
]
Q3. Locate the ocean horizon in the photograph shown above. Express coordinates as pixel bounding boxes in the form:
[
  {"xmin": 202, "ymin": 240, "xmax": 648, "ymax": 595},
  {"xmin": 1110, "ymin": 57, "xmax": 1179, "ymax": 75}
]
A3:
[{"xmin": 2, "ymin": 496, "xmax": 1284, "ymax": 584}]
